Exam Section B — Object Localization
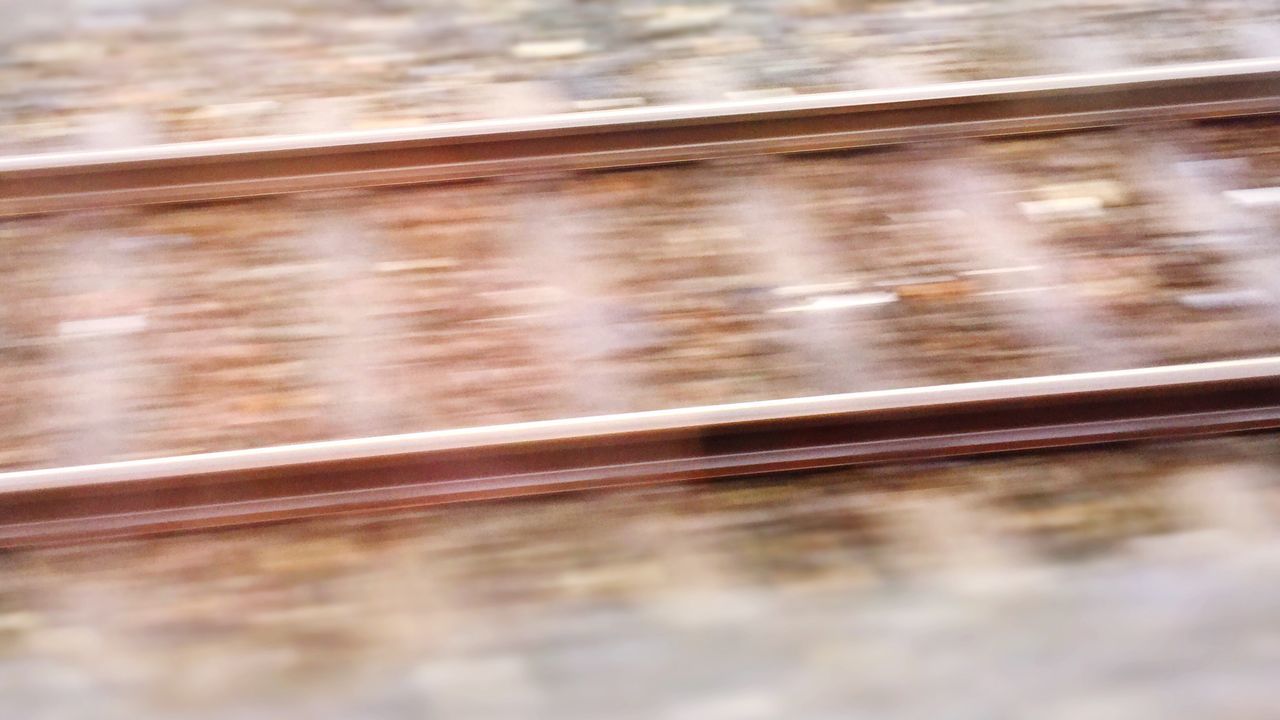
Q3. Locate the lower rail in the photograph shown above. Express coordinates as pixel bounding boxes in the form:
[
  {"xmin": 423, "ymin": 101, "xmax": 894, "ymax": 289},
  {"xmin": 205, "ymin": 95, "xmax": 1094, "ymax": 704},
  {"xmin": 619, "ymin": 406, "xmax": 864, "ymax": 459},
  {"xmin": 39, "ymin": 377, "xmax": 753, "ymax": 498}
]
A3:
[{"xmin": 1, "ymin": 358, "xmax": 1279, "ymax": 546}]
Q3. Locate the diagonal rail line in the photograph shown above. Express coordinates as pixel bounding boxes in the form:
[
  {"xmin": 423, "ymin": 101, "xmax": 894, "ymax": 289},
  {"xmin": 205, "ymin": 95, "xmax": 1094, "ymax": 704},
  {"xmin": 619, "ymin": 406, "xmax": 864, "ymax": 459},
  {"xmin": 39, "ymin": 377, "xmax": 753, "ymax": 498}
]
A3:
[
  {"xmin": 3, "ymin": 59, "xmax": 1280, "ymax": 216},
  {"xmin": 1, "ymin": 357, "xmax": 1279, "ymax": 546}
]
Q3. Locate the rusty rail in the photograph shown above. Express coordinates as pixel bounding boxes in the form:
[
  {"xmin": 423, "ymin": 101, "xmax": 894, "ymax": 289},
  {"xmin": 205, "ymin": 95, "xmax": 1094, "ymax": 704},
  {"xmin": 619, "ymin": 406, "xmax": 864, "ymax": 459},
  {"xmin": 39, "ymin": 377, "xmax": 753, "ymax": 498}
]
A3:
[
  {"xmin": 1, "ymin": 357, "xmax": 1279, "ymax": 546},
  {"xmin": 3, "ymin": 59, "xmax": 1280, "ymax": 216}
]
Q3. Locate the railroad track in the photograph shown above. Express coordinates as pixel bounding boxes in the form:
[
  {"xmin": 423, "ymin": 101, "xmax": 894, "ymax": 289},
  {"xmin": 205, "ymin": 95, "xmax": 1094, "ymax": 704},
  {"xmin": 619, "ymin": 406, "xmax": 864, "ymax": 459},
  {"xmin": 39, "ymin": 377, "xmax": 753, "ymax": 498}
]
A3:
[
  {"xmin": 4, "ymin": 59, "xmax": 1280, "ymax": 546},
  {"xmin": 2, "ymin": 58, "xmax": 1280, "ymax": 216},
  {"xmin": 0, "ymin": 357, "xmax": 1278, "ymax": 546}
]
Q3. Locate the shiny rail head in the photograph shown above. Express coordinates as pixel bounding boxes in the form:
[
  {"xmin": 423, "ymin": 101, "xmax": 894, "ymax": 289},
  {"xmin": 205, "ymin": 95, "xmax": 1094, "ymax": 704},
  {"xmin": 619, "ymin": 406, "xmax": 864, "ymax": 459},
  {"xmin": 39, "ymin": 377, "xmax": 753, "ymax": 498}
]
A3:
[
  {"xmin": 4, "ymin": 57, "xmax": 1280, "ymax": 172},
  {"xmin": 4, "ymin": 58, "xmax": 1280, "ymax": 216},
  {"xmin": 1, "ymin": 356, "xmax": 1279, "ymax": 494}
]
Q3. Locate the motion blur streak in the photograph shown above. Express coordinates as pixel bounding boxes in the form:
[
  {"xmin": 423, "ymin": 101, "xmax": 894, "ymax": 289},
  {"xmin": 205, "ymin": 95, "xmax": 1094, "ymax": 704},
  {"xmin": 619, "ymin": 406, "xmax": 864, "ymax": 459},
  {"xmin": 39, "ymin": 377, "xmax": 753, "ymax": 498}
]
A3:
[{"xmin": 4, "ymin": 0, "xmax": 1280, "ymax": 718}]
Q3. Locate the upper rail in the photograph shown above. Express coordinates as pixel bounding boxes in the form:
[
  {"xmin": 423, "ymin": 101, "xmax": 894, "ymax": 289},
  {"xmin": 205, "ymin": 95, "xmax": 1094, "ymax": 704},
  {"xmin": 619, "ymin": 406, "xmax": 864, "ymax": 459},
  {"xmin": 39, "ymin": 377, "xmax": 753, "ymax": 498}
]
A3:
[{"xmin": 3, "ymin": 59, "xmax": 1280, "ymax": 216}]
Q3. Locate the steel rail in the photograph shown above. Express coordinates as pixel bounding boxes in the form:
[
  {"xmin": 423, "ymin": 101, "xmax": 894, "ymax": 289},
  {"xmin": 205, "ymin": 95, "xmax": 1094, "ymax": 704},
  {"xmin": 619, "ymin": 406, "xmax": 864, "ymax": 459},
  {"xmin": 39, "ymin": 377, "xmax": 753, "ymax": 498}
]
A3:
[
  {"xmin": 3, "ymin": 59, "xmax": 1280, "ymax": 216},
  {"xmin": 1, "ymin": 357, "xmax": 1279, "ymax": 546}
]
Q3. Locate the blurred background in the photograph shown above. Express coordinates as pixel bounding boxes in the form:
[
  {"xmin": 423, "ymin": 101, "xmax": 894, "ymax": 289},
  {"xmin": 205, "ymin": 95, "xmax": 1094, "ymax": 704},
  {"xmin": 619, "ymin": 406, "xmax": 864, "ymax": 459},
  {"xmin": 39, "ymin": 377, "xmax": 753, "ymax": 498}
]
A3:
[
  {"xmin": 3, "ymin": 0, "xmax": 1279, "ymax": 153},
  {"xmin": 3, "ymin": 1, "xmax": 1280, "ymax": 718}
]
